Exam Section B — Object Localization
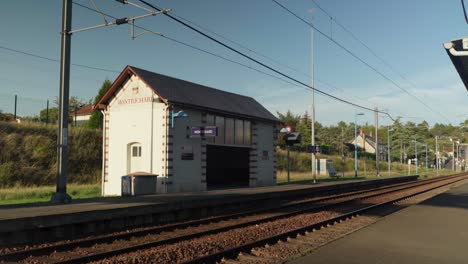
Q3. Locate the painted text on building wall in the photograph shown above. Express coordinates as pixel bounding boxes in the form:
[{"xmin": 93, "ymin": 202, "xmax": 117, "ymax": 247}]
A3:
[{"xmin": 118, "ymin": 96, "xmax": 153, "ymax": 105}]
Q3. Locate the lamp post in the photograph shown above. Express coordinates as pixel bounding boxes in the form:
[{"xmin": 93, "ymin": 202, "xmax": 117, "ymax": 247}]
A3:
[
  {"xmin": 435, "ymin": 136, "xmax": 439, "ymax": 176},
  {"xmin": 412, "ymin": 139, "xmax": 418, "ymax": 175},
  {"xmin": 354, "ymin": 112, "xmax": 364, "ymax": 177},
  {"xmin": 387, "ymin": 126, "xmax": 393, "ymax": 176},
  {"xmin": 171, "ymin": 110, "xmax": 188, "ymax": 128},
  {"xmin": 279, "ymin": 128, "xmax": 290, "ymax": 182},
  {"xmin": 449, "ymin": 137, "xmax": 460, "ymax": 171},
  {"xmin": 424, "ymin": 143, "xmax": 428, "ymax": 175}
]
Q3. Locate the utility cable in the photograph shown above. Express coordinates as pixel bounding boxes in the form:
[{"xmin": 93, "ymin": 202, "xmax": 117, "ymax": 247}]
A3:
[
  {"xmin": 462, "ymin": 0, "xmax": 468, "ymax": 24},
  {"xmin": 132, "ymin": 0, "xmax": 395, "ymax": 119},
  {"xmin": 309, "ymin": 0, "xmax": 451, "ymax": 122},
  {"xmin": 0, "ymin": 45, "xmax": 120, "ymax": 73},
  {"xmin": 143, "ymin": 6, "xmax": 374, "ymax": 109},
  {"xmin": 271, "ymin": 0, "xmax": 450, "ymax": 123}
]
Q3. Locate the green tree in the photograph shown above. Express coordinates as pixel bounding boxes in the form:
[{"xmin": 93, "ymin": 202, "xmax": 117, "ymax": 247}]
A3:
[
  {"xmin": 69, "ymin": 96, "xmax": 86, "ymax": 112},
  {"xmin": 277, "ymin": 110, "xmax": 300, "ymax": 130},
  {"xmin": 39, "ymin": 107, "xmax": 59, "ymax": 123},
  {"xmin": 88, "ymin": 79, "xmax": 112, "ymax": 129}
]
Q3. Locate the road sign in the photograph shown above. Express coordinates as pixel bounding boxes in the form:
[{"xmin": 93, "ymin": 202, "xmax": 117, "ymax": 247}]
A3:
[{"xmin": 307, "ymin": 145, "xmax": 321, "ymax": 154}]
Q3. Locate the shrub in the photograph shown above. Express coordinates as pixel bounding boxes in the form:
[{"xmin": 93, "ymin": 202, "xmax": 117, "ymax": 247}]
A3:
[{"xmin": 0, "ymin": 122, "xmax": 102, "ymax": 187}]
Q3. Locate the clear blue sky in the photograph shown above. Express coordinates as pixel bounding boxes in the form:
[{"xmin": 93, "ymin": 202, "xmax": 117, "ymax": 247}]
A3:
[{"xmin": 0, "ymin": 0, "xmax": 467, "ymax": 126}]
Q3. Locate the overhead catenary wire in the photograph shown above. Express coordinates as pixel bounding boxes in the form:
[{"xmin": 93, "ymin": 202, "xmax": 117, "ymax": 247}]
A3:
[
  {"xmin": 309, "ymin": 0, "xmax": 452, "ymax": 122},
  {"xmin": 131, "ymin": 0, "xmax": 396, "ymax": 119},
  {"xmin": 271, "ymin": 0, "xmax": 450, "ymax": 123},
  {"xmin": 0, "ymin": 45, "xmax": 120, "ymax": 73},
  {"xmin": 72, "ymin": 1, "xmax": 391, "ymax": 117},
  {"xmin": 462, "ymin": 0, "xmax": 468, "ymax": 24},
  {"xmin": 71, "ymin": 2, "xmax": 310, "ymax": 91},
  {"xmin": 147, "ymin": 6, "xmax": 375, "ymax": 108}
]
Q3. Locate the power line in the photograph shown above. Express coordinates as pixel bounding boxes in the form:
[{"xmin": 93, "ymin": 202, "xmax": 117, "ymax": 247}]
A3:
[
  {"xmin": 75, "ymin": 1, "xmax": 372, "ymax": 107},
  {"xmin": 309, "ymin": 0, "xmax": 452, "ymax": 122},
  {"xmin": 462, "ymin": 0, "xmax": 468, "ymax": 24},
  {"xmin": 131, "ymin": 0, "xmax": 395, "ymax": 119},
  {"xmin": 71, "ymin": 2, "xmax": 309, "ymax": 92},
  {"xmin": 156, "ymin": 8, "xmax": 374, "ymax": 108},
  {"xmin": 74, "ymin": 1, "xmax": 383, "ymax": 113},
  {"xmin": 270, "ymin": 0, "xmax": 450, "ymax": 123},
  {"xmin": 0, "ymin": 45, "xmax": 120, "ymax": 73}
]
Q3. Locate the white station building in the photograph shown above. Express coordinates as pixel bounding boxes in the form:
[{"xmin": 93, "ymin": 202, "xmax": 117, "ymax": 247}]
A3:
[{"xmin": 96, "ymin": 66, "xmax": 280, "ymax": 196}]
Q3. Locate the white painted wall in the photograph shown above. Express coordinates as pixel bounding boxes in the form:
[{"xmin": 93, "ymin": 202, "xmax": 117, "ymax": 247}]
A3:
[{"xmin": 103, "ymin": 75, "xmax": 165, "ymax": 196}]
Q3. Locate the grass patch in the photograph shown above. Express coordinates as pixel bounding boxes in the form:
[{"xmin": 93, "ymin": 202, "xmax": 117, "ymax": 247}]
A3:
[
  {"xmin": 277, "ymin": 165, "xmax": 459, "ymax": 184},
  {"xmin": 0, "ymin": 184, "xmax": 101, "ymax": 205}
]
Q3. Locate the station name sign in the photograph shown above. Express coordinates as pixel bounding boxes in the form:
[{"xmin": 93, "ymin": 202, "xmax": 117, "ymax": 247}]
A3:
[
  {"xmin": 118, "ymin": 96, "xmax": 153, "ymax": 105},
  {"xmin": 191, "ymin": 126, "xmax": 217, "ymax": 137}
]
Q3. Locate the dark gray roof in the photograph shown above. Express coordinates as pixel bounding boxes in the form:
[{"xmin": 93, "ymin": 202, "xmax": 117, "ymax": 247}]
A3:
[
  {"xmin": 131, "ymin": 66, "xmax": 279, "ymax": 123},
  {"xmin": 363, "ymin": 135, "xmax": 385, "ymax": 148},
  {"xmin": 445, "ymin": 38, "xmax": 468, "ymax": 91}
]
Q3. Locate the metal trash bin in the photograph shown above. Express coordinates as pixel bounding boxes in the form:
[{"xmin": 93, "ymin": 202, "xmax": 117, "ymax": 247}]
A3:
[
  {"xmin": 121, "ymin": 172, "xmax": 158, "ymax": 196},
  {"xmin": 121, "ymin": 176, "xmax": 132, "ymax": 196}
]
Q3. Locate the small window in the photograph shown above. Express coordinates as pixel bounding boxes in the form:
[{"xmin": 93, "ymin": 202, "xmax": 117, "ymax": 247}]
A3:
[
  {"xmin": 235, "ymin": 119, "xmax": 244, "ymax": 145},
  {"xmin": 132, "ymin": 146, "xmax": 142, "ymax": 157},
  {"xmin": 225, "ymin": 118, "xmax": 234, "ymax": 144},
  {"xmin": 215, "ymin": 116, "xmax": 225, "ymax": 144},
  {"xmin": 206, "ymin": 114, "xmax": 215, "ymax": 126},
  {"xmin": 244, "ymin": 121, "xmax": 251, "ymax": 145}
]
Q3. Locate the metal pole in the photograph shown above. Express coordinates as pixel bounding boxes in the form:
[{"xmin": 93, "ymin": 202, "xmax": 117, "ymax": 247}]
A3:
[
  {"xmin": 14, "ymin": 94, "xmax": 17, "ymax": 121},
  {"xmin": 388, "ymin": 126, "xmax": 391, "ymax": 176},
  {"xmin": 74, "ymin": 106, "xmax": 77, "ymax": 127},
  {"xmin": 354, "ymin": 113, "xmax": 358, "ymax": 177},
  {"xmin": 341, "ymin": 127, "xmax": 345, "ymax": 177},
  {"xmin": 46, "ymin": 99, "xmax": 49, "ymax": 124},
  {"xmin": 415, "ymin": 140, "xmax": 418, "ymax": 175},
  {"xmin": 425, "ymin": 144, "xmax": 428, "ymax": 175},
  {"xmin": 435, "ymin": 136, "xmax": 439, "ymax": 176},
  {"xmin": 375, "ymin": 108, "xmax": 379, "ymax": 177},
  {"xmin": 452, "ymin": 141, "xmax": 455, "ymax": 171},
  {"xmin": 287, "ymin": 145, "xmax": 290, "ymax": 183},
  {"xmin": 171, "ymin": 110, "xmax": 174, "ymax": 128},
  {"xmin": 310, "ymin": 15, "xmax": 316, "ymax": 184},
  {"xmin": 51, "ymin": 0, "xmax": 72, "ymax": 204}
]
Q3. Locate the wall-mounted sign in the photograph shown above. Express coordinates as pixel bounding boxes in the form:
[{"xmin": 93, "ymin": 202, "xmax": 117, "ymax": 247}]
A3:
[
  {"xmin": 181, "ymin": 145, "xmax": 194, "ymax": 160},
  {"xmin": 203, "ymin": 126, "xmax": 217, "ymax": 137},
  {"xmin": 191, "ymin": 126, "xmax": 218, "ymax": 137}
]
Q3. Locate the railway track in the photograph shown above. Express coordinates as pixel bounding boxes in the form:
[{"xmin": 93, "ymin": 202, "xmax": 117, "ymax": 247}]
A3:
[{"xmin": 1, "ymin": 174, "xmax": 466, "ymax": 264}]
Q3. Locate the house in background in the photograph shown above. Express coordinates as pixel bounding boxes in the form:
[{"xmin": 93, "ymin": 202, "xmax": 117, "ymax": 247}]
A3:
[
  {"xmin": 71, "ymin": 104, "xmax": 94, "ymax": 125},
  {"xmin": 350, "ymin": 129, "xmax": 387, "ymax": 160}
]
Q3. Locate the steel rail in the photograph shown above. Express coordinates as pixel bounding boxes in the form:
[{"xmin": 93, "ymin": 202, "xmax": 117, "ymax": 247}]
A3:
[
  {"xmin": 0, "ymin": 177, "xmax": 425, "ymax": 261},
  {"xmin": 50, "ymin": 175, "xmax": 466, "ymax": 263},
  {"xmin": 1, "ymin": 174, "xmax": 462, "ymax": 263},
  {"xmin": 186, "ymin": 175, "xmax": 468, "ymax": 264}
]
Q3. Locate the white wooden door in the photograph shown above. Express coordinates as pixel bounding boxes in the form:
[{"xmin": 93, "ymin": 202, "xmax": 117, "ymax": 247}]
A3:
[{"xmin": 129, "ymin": 144, "xmax": 142, "ymax": 173}]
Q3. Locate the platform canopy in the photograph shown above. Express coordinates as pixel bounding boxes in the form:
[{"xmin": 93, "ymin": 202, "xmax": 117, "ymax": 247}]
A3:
[{"xmin": 444, "ymin": 38, "xmax": 468, "ymax": 91}]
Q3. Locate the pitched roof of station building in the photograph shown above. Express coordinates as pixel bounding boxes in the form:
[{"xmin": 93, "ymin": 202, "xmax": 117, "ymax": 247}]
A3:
[{"xmin": 96, "ymin": 65, "xmax": 280, "ymax": 123}]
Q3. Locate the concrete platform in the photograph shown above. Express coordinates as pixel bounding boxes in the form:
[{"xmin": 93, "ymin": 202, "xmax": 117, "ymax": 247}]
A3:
[
  {"xmin": 291, "ymin": 181, "xmax": 468, "ymax": 264},
  {"xmin": 0, "ymin": 176, "xmax": 417, "ymax": 246}
]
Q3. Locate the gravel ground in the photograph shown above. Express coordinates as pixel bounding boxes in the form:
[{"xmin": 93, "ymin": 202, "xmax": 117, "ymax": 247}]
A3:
[
  {"xmin": 2, "ymin": 176, "xmax": 461, "ymax": 264},
  {"xmin": 92, "ymin": 177, "xmax": 461, "ymax": 264}
]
